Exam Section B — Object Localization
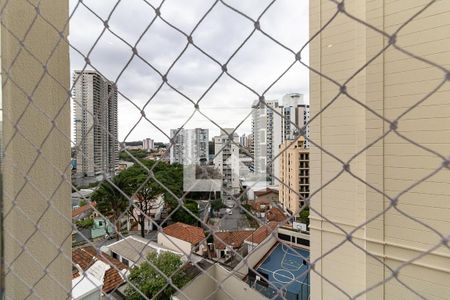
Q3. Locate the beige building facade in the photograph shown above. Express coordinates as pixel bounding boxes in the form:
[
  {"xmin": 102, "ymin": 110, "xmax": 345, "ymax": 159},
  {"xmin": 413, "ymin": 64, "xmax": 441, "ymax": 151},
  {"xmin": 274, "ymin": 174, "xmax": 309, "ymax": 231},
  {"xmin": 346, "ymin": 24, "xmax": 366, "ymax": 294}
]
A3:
[
  {"xmin": 279, "ymin": 136, "xmax": 310, "ymax": 215},
  {"xmin": 310, "ymin": 1, "xmax": 450, "ymax": 300}
]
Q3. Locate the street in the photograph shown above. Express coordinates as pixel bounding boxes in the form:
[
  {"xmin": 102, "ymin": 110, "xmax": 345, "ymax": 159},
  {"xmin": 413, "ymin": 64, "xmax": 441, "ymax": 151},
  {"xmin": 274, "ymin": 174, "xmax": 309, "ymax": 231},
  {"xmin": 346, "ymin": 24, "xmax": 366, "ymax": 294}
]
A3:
[{"xmin": 217, "ymin": 206, "xmax": 253, "ymax": 231}]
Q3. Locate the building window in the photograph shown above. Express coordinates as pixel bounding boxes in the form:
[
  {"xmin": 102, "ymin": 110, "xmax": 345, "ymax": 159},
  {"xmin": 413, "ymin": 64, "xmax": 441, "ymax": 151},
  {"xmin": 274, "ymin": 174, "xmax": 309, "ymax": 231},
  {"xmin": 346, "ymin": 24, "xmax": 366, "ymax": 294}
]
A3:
[
  {"xmin": 278, "ymin": 233, "xmax": 291, "ymax": 242},
  {"xmin": 296, "ymin": 238, "xmax": 310, "ymax": 247},
  {"xmin": 122, "ymin": 258, "xmax": 129, "ymax": 266},
  {"xmin": 112, "ymin": 252, "xmax": 118, "ymax": 260}
]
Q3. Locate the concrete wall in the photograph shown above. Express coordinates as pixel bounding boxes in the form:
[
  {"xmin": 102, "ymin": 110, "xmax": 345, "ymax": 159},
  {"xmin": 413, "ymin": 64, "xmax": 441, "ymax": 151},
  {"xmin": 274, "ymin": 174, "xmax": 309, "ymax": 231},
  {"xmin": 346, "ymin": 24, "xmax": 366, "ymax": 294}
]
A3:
[
  {"xmin": 157, "ymin": 232, "xmax": 192, "ymax": 255},
  {"xmin": 278, "ymin": 226, "xmax": 310, "ymax": 243},
  {"xmin": 173, "ymin": 264, "xmax": 266, "ymax": 300},
  {"xmin": 310, "ymin": 1, "xmax": 450, "ymax": 299},
  {"xmin": 235, "ymin": 235, "xmax": 277, "ymax": 278},
  {"xmin": 1, "ymin": 0, "xmax": 71, "ymax": 298}
]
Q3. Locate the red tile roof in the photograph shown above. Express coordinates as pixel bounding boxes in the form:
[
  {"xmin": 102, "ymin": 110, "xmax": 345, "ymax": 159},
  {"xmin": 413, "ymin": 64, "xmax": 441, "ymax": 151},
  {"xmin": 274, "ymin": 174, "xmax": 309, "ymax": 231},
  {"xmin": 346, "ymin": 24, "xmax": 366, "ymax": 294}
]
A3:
[
  {"xmin": 72, "ymin": 246, "xmax": 127, "ymax": 293},
  {"xmin": 244, "ymin": 222, "xmax": 278, "ymax": 245},
  {"xmin": 266, "ymin": 207, "xmax": 288, "ymax": 222},
  {"xmin": 214, "ymin": 230, "xmax": 254, "ymax": 250},
  {"xmin": 72, "ymin": 202, "xmax": 97, "ymax": 218},
  {"xmin": 254, "ymin": 188, "xmax": 279, "ymax": 197},
  {"xmin": 163, "ymin": 222, "xmax": 205, "ymax": 245},
  {"xmin": 252, "ymin": 196, "xmax": 271, "ymax": 212}
]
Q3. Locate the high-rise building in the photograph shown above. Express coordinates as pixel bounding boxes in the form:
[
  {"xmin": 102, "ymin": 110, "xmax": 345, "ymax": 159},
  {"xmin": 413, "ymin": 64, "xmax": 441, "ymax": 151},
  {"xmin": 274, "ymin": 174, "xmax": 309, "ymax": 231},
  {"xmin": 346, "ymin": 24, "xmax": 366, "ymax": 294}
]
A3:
[
  {"xmin": 142, "ymin": 138, "xmax": 154, "ymax": 151},
  {"xmin": 169, "ymin": 128, "xmax": 209, "ymax": 165},
  {"xmin": 239, "ymin": 133, "xmax": 248, "ymax": 148},
  {"xmin": 281, "ymin": 93, "xmax": 310, "ymax": 148},
  {"xmin": 213, "ymin": 128, "xmax": 240, "ymax": 205},
  {"xmin": 73, "ymin": 70, "xmax": 118, "ymax": 181},
  {"xmin": 251, "ymin": 99, "xmax": 282, "ymax": 184},
  {"xmin": 310, "ymin": 1, "xmax": 450, "ymax": 299},
  {"xmin": 278, "ymin": 136, "xmax": 309, "ymax": 215}
]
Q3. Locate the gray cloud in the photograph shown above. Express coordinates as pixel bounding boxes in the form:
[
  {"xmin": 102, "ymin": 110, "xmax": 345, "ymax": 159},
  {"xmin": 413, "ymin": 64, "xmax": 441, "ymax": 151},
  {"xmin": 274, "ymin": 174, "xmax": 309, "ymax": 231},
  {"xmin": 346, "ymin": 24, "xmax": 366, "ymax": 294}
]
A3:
[{"xmin": 69, "ymin": 0, "xmax": 309, "ymax": 142}]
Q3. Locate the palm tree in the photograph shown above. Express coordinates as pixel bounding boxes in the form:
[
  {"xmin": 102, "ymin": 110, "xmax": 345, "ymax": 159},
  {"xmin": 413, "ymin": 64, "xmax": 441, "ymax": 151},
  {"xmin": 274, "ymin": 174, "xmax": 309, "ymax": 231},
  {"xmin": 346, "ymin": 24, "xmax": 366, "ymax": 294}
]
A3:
[{"xmin": 92, "ymin": 175, "xmax": 130, "ymax": 240}]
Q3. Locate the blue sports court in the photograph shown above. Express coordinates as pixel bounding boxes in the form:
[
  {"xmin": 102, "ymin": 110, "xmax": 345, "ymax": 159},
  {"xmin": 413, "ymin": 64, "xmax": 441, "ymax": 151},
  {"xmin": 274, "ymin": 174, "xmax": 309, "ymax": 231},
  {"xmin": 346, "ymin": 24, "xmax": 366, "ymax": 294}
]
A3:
[{"xmin": 252, "ymin": 243, "xmax": 310, "ymax": 300}]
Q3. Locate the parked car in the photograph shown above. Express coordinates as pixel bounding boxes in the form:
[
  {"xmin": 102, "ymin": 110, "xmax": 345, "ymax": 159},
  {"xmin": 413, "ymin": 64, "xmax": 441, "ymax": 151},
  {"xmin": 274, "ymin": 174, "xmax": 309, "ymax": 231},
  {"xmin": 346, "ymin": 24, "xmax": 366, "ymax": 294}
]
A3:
[{"xmin": 226, "ymin": 208, "xmax": 232, "ymax": 215}]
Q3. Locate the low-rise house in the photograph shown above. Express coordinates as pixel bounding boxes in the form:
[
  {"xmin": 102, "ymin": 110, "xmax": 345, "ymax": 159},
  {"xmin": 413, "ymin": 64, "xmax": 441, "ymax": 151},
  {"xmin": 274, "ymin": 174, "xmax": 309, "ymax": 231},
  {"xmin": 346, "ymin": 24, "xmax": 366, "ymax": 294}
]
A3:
[
  {"xmin": 102, "ymin": 235, "xmax": 183, "ymax": 268},
  {"xmin": 71, "ymin": 189, "xmax": 95, "ymax": 208},
  {"xmin": 213, "ymin": 230, "xmax": 254, "ymax": 259},
  {"xmin": 72, "ymin": 246, "xmax": 128, "ymax": 299},
  {"xmin": 250, "ymin": 196, "xmax": 272, "ymax": 218},
  {"xmin": 72, "ymin": 201, "xmax": 97, "ymax": 222},
  {"xmin": 73, "ymin": 217, "xmax": 115, "ymax": 244},
  {"xmin": 90, "ymin": 217, "xmax": 115, "ymax": 239},
  {"xmin": 243, "ymin": 221, "xmax": 278, "ymax": 252},
  {"xmin": 158, "ymin": 222, "xmax": 207, "ymax": 256},
  {"xmin": 117, "ymin": 160, "xmax": 134, "ymax": 172},
  {"xmin": 131, "ymin": 194, "xmax": 164, "ymax": 233},
  {"xmin": 266, "ymin": 207, "xmax": 288, "ymax": 223},
  {"xmin": 254, "ymin": 187, "xmax": 279, "ymax": 202}
]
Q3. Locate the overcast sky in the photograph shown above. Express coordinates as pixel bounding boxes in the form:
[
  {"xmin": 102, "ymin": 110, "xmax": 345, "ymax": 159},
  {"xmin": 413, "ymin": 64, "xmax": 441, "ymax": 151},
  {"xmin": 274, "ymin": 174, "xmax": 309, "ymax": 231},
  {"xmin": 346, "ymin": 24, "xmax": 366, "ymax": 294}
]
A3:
[{"xmin": 69, "ymin": 0, "xmax": 309, "ymax": 142}]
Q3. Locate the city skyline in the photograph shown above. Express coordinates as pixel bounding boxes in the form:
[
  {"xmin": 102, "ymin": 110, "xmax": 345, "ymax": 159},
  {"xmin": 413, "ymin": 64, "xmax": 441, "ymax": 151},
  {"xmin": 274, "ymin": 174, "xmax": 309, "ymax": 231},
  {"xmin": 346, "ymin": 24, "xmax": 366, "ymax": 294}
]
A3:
[{"xmin": 69, "ymin": 0, "xmax": 309, "ymax": 142}]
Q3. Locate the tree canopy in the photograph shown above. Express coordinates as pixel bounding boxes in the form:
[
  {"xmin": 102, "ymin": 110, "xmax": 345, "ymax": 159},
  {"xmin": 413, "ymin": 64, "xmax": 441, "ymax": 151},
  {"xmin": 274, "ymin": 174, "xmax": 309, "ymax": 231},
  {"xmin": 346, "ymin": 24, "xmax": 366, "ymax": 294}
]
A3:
[
  {"xmin": 119, "ymin": 160, "xmax": 183, "ymax": 210},
  {"xmin": 91, "ymin": 175, "xmax": 130, "ymax": 239},
  {"xmin": 171, "ymin": 200, "xmax": 199, "ymax": 225},
  {"xmin": 125, "ymin": 252, "xmax": 188, "ymax": 300},
  {"xmin": 119, "ymin": 149, "xmax": 149, "ymax": 162}
]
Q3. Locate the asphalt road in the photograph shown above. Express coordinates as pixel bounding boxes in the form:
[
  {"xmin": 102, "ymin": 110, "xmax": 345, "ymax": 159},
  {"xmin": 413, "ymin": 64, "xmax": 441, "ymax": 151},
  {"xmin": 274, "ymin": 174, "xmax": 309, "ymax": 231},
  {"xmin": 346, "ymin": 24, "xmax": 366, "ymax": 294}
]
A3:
[{"xmin": 217, "ymin": 206, "xmax": 252, "ymax": 231}]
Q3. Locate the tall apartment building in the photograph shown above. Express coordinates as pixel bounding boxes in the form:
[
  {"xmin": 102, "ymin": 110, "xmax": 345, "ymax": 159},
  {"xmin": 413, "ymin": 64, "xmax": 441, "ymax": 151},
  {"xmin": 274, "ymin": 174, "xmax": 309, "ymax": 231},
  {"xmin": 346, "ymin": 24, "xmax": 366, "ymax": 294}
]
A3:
[
  {"xmin": 142, "ymin": 138, "xmax": 154, "ymax": 151},
  {"xmin": 279, "ymin": 136, "xmax": 309, "ymax": 215},
  {"xmin": 213, "ymin": 128, "xmax": 240, "ymax": 204},
  {"xmin": 73, "ymin": 70, "xmax": 118, "ymax": 181},
  {"xmin": 310, "ymin": 1, "xmax": 450, "ymax": 299},
  {"xmin": 239, "ymin": 133, "xmax": 248, "ymax": 148},
  {"xmin": 281, "ymin": 93, "xmax": 310, "ymax": 148},
  {"xmin": 251, "ymin": 99, "xmax": 282, "ymax": 184},
  {"xmin": 169, "ymin": 128, "xmax": 209, "ymax": 165}
]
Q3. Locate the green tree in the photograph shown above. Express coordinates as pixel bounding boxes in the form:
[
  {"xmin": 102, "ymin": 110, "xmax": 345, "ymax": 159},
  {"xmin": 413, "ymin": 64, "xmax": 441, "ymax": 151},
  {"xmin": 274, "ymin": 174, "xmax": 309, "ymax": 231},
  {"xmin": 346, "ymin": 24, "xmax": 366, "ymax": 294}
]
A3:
[
  {"xmin": 125, "ymin": 252, "xmax": 188, "ymax": 300},
  {"xmin": 210, "ymin": 199, "xmax": 224, "ymax": 211},
  {"xmin": 76, "ymin": 218, "xmax": 94, "ymax": 229},
  {"xmin": 119, "ymin": 149, "xmax": 149, "ymax": 162},
  {"xmin": 117, "ymin": 160, "xmax": 184, "ymax": 235},
  {"xmin": 298, "ymin": 208, "xmax": 310, "ymax": 225},
  {"xmin": 91, "ymin": 175, "xmax": 129, "ymax": 240},
  {"xmin": 124, "ymin": 165, "xmax": 162, "ymax": 238},
  {"xmin": 171, "ymin": 201, "xmax": 199, "ymax": 226}
]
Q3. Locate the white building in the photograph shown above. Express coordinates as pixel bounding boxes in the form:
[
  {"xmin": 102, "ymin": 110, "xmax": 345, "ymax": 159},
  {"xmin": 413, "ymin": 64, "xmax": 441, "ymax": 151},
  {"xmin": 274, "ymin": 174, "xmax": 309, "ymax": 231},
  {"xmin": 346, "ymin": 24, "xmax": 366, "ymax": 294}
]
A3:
[
  {"xmin": 73, "ymin": 70, "xmax": 118, "ymax": 182},
  {"xmin": 157, "ymin": 222, "xmax": 207, "ymax": 256},
  {"xmin": 251, "ymin": 99, "xmax": 282, "ymax": 185},
  {"xmin": 142, "ymin": 138, "xmax": 154, "ymax": 151},
  {"xmin": 102, "ymin": 235, "xmax": 183, "ymax": 268},
  {"xmin": 169, "ymin": 128, "xmax": 209, "ymax": 165},
  {"xmin": 213, "ymin": 128, "xmax": 240, "ymax": 204},
  {"xmin": 281, "ymin": 93, "xmax": 310, "ymax": 148}
]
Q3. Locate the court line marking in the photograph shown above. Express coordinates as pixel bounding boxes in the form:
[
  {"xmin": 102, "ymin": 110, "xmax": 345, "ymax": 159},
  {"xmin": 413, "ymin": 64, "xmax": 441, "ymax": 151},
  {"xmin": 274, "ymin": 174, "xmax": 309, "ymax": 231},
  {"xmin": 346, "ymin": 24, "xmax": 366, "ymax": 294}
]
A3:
[
  {"xmin": 258, "ymin": 267, "xmax": 307, "ymax": 286},
  {"xmin": 273, "ymin": 269, "xmax": 295, "ymax": 284}
]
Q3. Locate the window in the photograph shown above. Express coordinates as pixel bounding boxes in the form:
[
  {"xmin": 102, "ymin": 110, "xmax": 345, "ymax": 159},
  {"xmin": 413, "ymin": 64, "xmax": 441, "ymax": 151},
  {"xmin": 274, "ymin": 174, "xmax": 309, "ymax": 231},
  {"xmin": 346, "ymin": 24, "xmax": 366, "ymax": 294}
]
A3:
[
  {"xmin": 296, "ymin": 238, "xmax": 310, "ymax": 246},
  {"xmin": 278, "ymin": 233, "xmax": 291, "ymax": 242},
  {"xmin": 112, "ymin": 252, "xmax": 118, "ymax": 260},
  {"xmin": 122, "ymin": 258, "xmax": 129, "ymax": 266}
]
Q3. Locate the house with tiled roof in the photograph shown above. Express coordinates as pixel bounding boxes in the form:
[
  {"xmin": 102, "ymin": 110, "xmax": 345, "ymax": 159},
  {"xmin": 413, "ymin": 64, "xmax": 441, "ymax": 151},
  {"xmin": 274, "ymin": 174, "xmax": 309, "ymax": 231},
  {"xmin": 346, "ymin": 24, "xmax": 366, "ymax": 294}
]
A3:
[
  {"xmin": 102, "ymin": 235, "xmax": 184, "ymax": 268},
  {"xmin": 266, "ymin": 207, "xmax": 288, "ymax": 223},
  {"xmin": 254, "ymin": 187, "xmax": 279, "ymax": 202},
  {"xmin": 72, "ymin": 201, "xmax": 97, "ymax": 222},
  {"xmin": 157, "ymin": 222, "xmax": 207, "ymax": 256},
  {"xmin": 72, "ymin": 246, "xmax": 128, "ymax": 299},
  {"xmin": 244, "ymin": 222, "xmax": 278, "ymax": 252},
  {"xmin": 213, "ymin": 230, "xmax": 254, "ymax": 259}
]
